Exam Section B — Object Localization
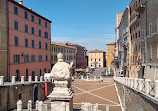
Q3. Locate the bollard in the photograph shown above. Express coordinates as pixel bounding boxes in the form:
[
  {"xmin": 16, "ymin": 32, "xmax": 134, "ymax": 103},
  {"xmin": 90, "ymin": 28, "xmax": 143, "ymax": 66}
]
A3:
[
  {"xmin": 96, "ymin": 103, "xmax": 98, "ymax": 110},
  {"xmin": 81, "ymin": 102, "xmax": 84, "ymax": 110},
  {"xmin": 17, "ymin": 100, "xmax": 22, "ymax": 111},
  {"xmin": 93, "ymin": 105, "xmax": 97, "ymax": 111},
  {"xmin": 138, "ymin": 79, "xmax": 143, "ymax": 91},
  {"xmin": 21, "ymin": 76, "xmax": 25, "ymax": 84},
  {"xmin": 84, "ymin": 103, "xmax": 89, "ymax": 111},
  {"xmin": 154, "ymin": 80, "xmax": 158, "ymax": 98},
  {"xmin": 44, "ymin": 104, "xmax": 48, "ymax": 110},
  {"xmin": 0, "ymin": 76, "xmax": 4, "ymax": 85},
  {"xmin": 27, "ymin": 100, "xmax": 32, "ymax": 111},
  {"xmin": 12, "ymin": 76, "xmax": 16, "ymax": 84},
  {"xmin": 36, "ymin": 100, "xmax": 39, "ymax": 109},
  {"xmin": 100, "ymin": 76, "xmax": 103, "ymax": 80},
  {"xmin": 35, "ymin": 76, "xmax": 38, "ymax": 82},
  {"xmin": 40, "ymin": 76, "xmax": 43, "ymax": 82},
  {"xmin": 106, "ymin": 106, "xmax": 109, "ymax": 111},
  {"xmin": 61, "ymin": 102, "xmax": 66, "ymax": 111},
  {"xmin": 94, "ymin": 76, "xmax": 96, "ymax": 80},
  {"xmin": 86, "ymin": 76, "xmax": 89, "ymax": 80},
  {"xmin": 81, "ymin": 75, "xmax": 84, "ymax": 80},
  {"xmin": 38, "ymin": 101, "xmax": 43, "ymax": 111},
  {"xmin": 28, "ymin": 76, "xmax": 32, "ymax": 82}
]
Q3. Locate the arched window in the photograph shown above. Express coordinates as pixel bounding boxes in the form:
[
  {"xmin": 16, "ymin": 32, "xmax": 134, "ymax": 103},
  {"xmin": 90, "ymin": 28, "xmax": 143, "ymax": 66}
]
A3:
[{"xmin": 26, "ymin": 69, "xmax": 28, "ymax": 81}]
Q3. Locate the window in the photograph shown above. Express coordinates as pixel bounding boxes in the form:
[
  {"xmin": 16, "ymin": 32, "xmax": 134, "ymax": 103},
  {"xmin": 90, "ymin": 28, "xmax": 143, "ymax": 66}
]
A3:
[
  {"xmin": 39, "ymin": 41, "xmax": 41, "ymax": 49},
  {"xmin": 45, "ymin": 22, "xmax": 47, "ymax": 28},
  {"xmin": 14, "ymin": 6, "xmax": 18, "ymax": 15},
  {"xmin": 95, "ymin": 53, "xmax": 96, "ymax": 56},
  {"xmin": 25, "ymin": 39, "xmax": 28, "ymax": 47},
  {"xmin": 149, "ymin": 45, "xmax": 152, "ymax": 59},
  {"xmin": 14, "ymin": 55, "xmax": 20, "ymax": 63},
  {"xmin": 109, "ymin": 46, "xmax": 113, "ymax": 49},
  {"xmin": 38, "ymin": 55, "xmax": 42, "ymax": 62},
  {"xmin": 58, "ymin": 48, "xmax": 60, "ymax": 52},
  {"xmin": 26, "ymin": 69, "xmax": 28, "ymax": 81},
  {"xmin": 51, "ymin": 55, "xmax": 53, "ymax": 61},
  {"xmin": 31, "ymin": 15, "xmax": 34, "ymax": 22},
  {"xmin": 31, "ymin": 55, "xmax": 36, "ymax": 62},
  {"xmin": 45, "ymin": 43, "xmax": 48, "ymax": 50},
  {"xmin": 14, "ymin": 21, "xmax": 18, "ymax": 30},
  {"xmin": 51, "ymin": 47, "xmax": 53, "ymax": 52},
  {"xmin": 54, "ymin": 55, "xmax": 57, "ymax": 61},
  {"xmin": 142, "ymin": 29, "xmax": 145, "ymax": 40},
  {"xmin": 61, "ymin": 48, "xmax": 63, "ymax": 52},
  {"xmin": 15, "ymin": 70, "xmax": 20, "ymax": 81},
  {"xmin": 25, "ymin": 24, "xmax": 28, "ymax": 33},
  {"xmin": 15, "ymin": 36, "xmax": 18, "ymax": 46},
  {"xmin": 25, "ymin": 11, "xmax": 28, "ymax": 19},
  {"xmin": 45, "ymin": 32, "xmax": 48, "ymax": 38},
  {"xmin": 39, "ymin": 30, "xmax": 41, "ymax": 37},
  {"xmin": 110, "ymin": 52, "xmax": 113, "ymax": 56},
  {"xmin": 24, "ymin": 55, "xmax": 29, "ymax": 63},
  {"xmin": 149, "ymin": 23, "xmax": 152, "ymax": 37},
  {"xmin": 32, "ymin": 40, "xmax": 34, "ymax": 48},
  {"xmin": 32, "ymin": 27, "xmax": 34, "ymax": 35},
  {"xmin": 39, "ymin": 19, "xmax": 41, "ymax": 25},
  {"xmin": 46, "ymin": 55, "xmax": 48, "ymax": 61}
]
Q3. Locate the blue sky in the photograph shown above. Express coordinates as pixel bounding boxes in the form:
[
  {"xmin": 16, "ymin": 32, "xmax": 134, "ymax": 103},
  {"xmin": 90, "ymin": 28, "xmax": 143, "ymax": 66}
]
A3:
[{"xmin": 15, "ymin": 0, "xmax": 131, "ymax": 52}]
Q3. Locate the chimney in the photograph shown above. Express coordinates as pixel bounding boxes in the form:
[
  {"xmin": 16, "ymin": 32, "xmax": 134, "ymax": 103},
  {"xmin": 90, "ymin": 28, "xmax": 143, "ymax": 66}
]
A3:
[{"xmin": 19, "ymin": 0, "xmax": 23, "ymax": 5}]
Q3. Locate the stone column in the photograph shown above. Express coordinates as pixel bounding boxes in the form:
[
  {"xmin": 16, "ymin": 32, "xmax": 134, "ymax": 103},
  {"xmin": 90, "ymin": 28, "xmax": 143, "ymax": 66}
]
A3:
[
  {"xmin": 138, "ymin": 79, "xmax": 143, "ymax": 91},
  {"xmin": 154, "ymin": 80, "xmax": 158, "ymax": 98},
  {"xmin": 27, "ymin": 100, "xmax": 32, "ymax": 111},
  {"xmin": 40, "ymin": 76, "xmax": 43, "ymax": 82},
  {"xmin": 28, "ymin": 76, "xmax": 32, "ymax": 82},
  {"xmin": 106, "ymin": 106, "xmax": 109, "ymax": 111},
  {"xmin": 35, "ymin": 76, "xmax": 38, "ymax": 82},
  {"xmin": 17, "ymin": 100, "xmax": 22, "ymax": 111},
  {"xmin": 21, "ymin": 76, "xmax": 25, "ymax": 84},
  {"xmin": 38, "ymin": 101, "xmax": 43, "ymax": 111},
  {"xmin": 12, "ymin": 76, "xmax": 16, "ymax": 84},
  {"xmin": 134, "ymin": 78, "xmax": 138, "ymax": 89},
  {"xmin": 0, "ymin": 76, "xmax": 4, "ymax": 85},
  {"xmin": 145, "ymin": 79, "xmax": 151, "ymax": 94}
]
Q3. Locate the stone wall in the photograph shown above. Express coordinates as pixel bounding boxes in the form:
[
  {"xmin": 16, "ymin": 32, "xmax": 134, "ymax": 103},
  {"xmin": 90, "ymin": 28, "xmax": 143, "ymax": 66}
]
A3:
[
  {"xmin": 115, "ymin": 81, "xmax": 158, "ymax": 111},
  {"xmin": 0, "ymin": 82, "xmax": 54, "ymax": 110}
]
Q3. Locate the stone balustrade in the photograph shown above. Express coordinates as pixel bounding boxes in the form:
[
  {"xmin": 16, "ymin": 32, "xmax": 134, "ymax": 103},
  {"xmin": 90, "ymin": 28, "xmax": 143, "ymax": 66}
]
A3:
[
  {"xmin": 113, "ymin": 76, "xmax": 158, "ymax": 99},
  {"xmin": 0, "ymin": 75, "xmax": 53, "ymax": 86},
  {"xmin": 81, "ymin": 75, "xmax": 103, "ymax": 82}
]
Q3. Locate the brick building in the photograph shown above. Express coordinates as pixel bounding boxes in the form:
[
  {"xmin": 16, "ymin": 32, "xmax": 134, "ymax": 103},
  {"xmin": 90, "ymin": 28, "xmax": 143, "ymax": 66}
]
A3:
[
  {"xmin": 60, "ymin": 41, "xmax": 87, "ymax": 69},
  {"xmin": 106, "ymin": 42, "xmax": 115, "ymax": 74},
  {"xmin": 0, "ymin": 0, "xmax": 51, "ymax": 81}
]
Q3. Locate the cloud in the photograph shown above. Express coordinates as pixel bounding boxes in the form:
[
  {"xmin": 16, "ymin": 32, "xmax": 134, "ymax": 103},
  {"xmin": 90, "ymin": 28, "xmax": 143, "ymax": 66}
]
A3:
[{"xmin": 51, "ymin": 34, "xmax": 115, "ymax": 52}]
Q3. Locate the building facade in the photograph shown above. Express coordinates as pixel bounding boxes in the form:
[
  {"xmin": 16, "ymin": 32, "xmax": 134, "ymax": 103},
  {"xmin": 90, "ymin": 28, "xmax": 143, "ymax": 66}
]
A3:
[
  {"xmin": 106, "ymin": 42, "xmax": 115, "ymax": 74},
  {"xmin": 88, "ymin": 49, "xmax": 105, "ymax": 68},
  {"xmin": 7, "ymin": 0, "xmax": 51, "ymax": 81},
  {"xmin": 0, "ymin": 0, "xmax": 8, "ymax": 81},
  {"xmin": 62, "ymin": 41, "xmax": 87, "ymax": 69},
  {"xmin": 51, "ymin": 42, "xmax": 76, "ymax": 69},
  {"xmin": 117, "ymin": 7, "xmax": 130, "ymax": 77}
]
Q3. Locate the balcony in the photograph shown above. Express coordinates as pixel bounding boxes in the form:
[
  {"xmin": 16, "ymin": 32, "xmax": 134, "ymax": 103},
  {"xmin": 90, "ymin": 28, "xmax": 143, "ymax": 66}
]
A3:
[
  {"xmin": 135, "ymin": 1, "xmax": 146, "ymax": 13},
  {"xmin": 130, "ymin": 14, "xmax": 140, "ymax": 26}
]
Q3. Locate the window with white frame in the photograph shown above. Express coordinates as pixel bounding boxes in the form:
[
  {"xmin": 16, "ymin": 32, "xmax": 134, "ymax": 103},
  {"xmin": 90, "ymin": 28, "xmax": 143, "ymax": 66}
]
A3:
[
  {"xmin": 149, "ymin": 45, "xmax": 152, "ymax": 59},
  {"xmin": 149, "ymin": 23, "xmax": 152, "ymax": 37},
  {"xmin": 142, "ymin": 29, "xmax": 145, "ymax": 40}
]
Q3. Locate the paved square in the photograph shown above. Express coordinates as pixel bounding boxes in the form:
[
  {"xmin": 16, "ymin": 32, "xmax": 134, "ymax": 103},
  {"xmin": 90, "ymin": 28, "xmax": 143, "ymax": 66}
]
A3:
[{"xmin": 72, "ymin": 78, "xmax": 122, "ymax": 111}]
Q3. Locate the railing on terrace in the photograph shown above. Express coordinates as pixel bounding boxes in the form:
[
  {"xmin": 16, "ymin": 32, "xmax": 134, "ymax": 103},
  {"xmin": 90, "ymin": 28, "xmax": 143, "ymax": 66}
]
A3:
[
  {"xmin": 0, "ymin": 75, "xmax": 52, "ymax": 86},
  {"xmin": 113, "ymin": 76, "xmax": 158, "ymax": 99}
]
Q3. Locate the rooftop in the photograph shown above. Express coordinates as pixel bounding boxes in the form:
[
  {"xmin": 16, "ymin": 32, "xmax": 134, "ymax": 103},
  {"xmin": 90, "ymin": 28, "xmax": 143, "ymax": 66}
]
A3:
[
  {"xmin": 89, "ymin": 49, "xmax": 105, "ymax": 53},
  {"xmin": 51, "ymin": 41, "xmax": 77, "ymax": 49},
  {"xmin": 106, "ymin": 42, "xmax": 116, "ymax": 45}
]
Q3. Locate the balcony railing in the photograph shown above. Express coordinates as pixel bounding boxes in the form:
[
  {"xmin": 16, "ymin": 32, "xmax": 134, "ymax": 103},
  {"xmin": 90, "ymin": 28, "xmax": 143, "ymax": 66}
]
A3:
[
  {"xmin": 130, "ymin": 14, "xmax": 140, "ymax": 26},
  {"xmin": 135, "ymin": 1, "xmax": 146, "ymax": 13}
]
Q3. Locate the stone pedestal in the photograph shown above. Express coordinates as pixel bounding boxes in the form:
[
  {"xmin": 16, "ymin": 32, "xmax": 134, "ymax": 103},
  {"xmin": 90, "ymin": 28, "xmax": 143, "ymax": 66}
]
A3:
[{"xmin": 48, "ymin": 80, "xmax": 74, "ymax": 111}]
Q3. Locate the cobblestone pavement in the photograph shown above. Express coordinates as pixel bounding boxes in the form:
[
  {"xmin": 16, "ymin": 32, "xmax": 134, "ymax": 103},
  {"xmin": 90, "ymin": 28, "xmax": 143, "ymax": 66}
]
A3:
[{"xmin": 72, "ymin": 78, "xmax": 122, "ymax": 111}]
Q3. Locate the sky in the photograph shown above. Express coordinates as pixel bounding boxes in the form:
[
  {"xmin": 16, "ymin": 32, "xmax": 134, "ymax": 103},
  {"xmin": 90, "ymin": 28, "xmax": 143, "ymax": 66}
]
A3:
[{"xmin": 15, "ymin": 0, "xmax": 131, "ymax": 52}]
